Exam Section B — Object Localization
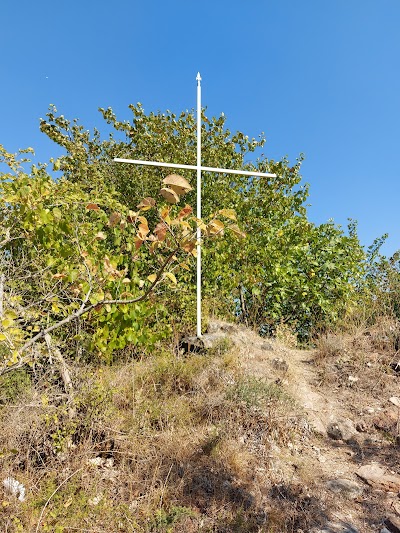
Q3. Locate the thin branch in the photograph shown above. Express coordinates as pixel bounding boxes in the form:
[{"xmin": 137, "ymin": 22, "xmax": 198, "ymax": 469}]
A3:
[
  {"xmin": 0, "ymin": 273, "xmax": 4, "ymax": 318},
  {"xmin": 35, "ymin": 467, "xmax": 83, "ymax": 533},
  {"xmin": 16, "ymin": 246, "xmax": 180, "ymax": 357},
  {"xmin": 44, "ymin": 333, "xmax": 74, "ymax": 394}
]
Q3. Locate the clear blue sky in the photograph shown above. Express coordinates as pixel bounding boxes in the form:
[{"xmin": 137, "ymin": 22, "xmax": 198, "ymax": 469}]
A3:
[{"xmin": 2, "ymin": 0, "xmax": 399, "ymax": 256}]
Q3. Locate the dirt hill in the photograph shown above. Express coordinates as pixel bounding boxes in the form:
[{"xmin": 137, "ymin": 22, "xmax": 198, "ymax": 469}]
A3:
[
  {"xmin": 211, "ymin": 319, "xmax": 400, "ymax": 532},
  {"xmin": 0, "ymin": 319, "xmax": 399, "ymax": 532}
]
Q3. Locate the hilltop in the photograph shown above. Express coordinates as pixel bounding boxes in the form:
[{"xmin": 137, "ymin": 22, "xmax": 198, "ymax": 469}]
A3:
[{"xmin": 1, "ymin": 318, "xmax": 399, "ymax": 532}]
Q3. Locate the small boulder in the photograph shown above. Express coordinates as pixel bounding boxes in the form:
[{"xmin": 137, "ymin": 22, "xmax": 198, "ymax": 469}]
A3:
[
  {"xmin": 373, "ymin": 409, "xmax": 398, "ymax": 436},
  {"xmin": 327, "ymin": 418, "xmax": 357, "ymax": 442},
  {"xmin": 272, "ymin": 357, "xmax": 289, "ymax": 372},
  {"xmin": 261, "ymin": 341, "xmax": 274, "ymax": 351},
  {"xmin": 356, "ymin": 464, "xmax": 400, "ymax": 492},
  {"xmin": 389, "ymin": 397, "xmax": 400, "ymax": 408},
  {"xmin": 325, "ymin": 478, "xmax": 363, "ymax": 499}
]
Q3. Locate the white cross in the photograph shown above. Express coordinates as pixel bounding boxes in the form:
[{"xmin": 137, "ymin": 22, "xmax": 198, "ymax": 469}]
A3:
[{"xmin": 114, "ymin": 73, "xmax": 276, "ymax": 338}]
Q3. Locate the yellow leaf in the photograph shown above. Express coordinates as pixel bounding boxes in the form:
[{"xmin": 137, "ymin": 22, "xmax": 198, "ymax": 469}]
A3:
[
  {"xmin": 4, "ymin": 310, "xmax": 18, "ymax": 320},
  {"xmin": 160, "ymin": 206, "xmax": 170, "ymax": 220},
  {"xmin": 208, "ymin": 220, "xmax": 224, "ymax": 235},
  {"xmin": 229, "ymin": 224, "xmax": 246, "ymax": 239},
  {"xmin": 147, "ymin": 274, "xmax": 157, "ymax": 283},
  {"xmin": 218, "ymin": 208, "xmax": 237, "ymax": 221},
  {"xmin": 191, "ymin": 217, "xmax": 207, "ymax": 231},
  {"xmin": 165, "ymin": 272, "xmax": 177, "ymax": 284},
  {"xmin": 1, "ymin": 318, "xmax": 13, "ymax": 328},
  {"xmin": 137, "ymin": 197, "xmax": 156, "ymax": 210},
  {"xmin": 179, "ymin": 263, "xmax": 191, "ymax": 271},
  {"xmin": 0, "ymin": 333, "xmax": 6, "ymax": 341}
]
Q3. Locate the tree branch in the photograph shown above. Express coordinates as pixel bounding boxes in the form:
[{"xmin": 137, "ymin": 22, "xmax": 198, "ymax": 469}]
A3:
[{"xmin": 15, "ymin": 246, "xmax": 180, "ymax": 357}]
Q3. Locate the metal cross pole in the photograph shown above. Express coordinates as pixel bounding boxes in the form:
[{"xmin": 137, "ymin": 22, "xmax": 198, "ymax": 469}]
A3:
[{"xmin": 114, "ymin": 72, "xmax": 276, "ymax": 338}]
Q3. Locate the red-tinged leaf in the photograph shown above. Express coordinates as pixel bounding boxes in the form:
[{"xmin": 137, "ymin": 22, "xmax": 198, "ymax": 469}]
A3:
[
  {"xmin": 86, "ymin": 203, "xmax": 100, "ymax": 210},
  {"xmin": 177, "ymin": 204, "xmax": 193, "ymax": 219},
  {"xmin": 135, "ymin": 238, "xmax": 144, "ymax": 250},
  {"xmin": 52, "ymin": 273, "xmax": 66, "ymax": 279},
  {"xmin": 137, "ymin": 197, "xmax": 156, "ymax": 210},
  {"xmin": 108, "ymin": 212, "xmax": 121, "ymax": 228},
  {"xmin": 182, "ymin": 240, "xmax": 195, "ymax": 253},
  {"xmin": 127, "ymin": 210, "xmax": 138, "ymax": 223},
  {"xmin": 154, "ymin": 222, "xmax": 167, "ymax": 242}
]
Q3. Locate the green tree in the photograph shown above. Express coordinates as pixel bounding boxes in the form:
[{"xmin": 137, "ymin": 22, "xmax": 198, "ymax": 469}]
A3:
[
  {"xmin": 0, "ymin": 144, "xmax": 241, "ymax": 375},
  {"xmin": 38, "ymin": 104, "xmax": 367, "ymax": 339}
]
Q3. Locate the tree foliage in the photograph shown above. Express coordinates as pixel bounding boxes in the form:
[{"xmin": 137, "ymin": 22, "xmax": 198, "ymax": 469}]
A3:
[
  {"xmin": 38, "ymin": 104, "xmax": 368, "ymax": 339},
  {"xmin": 0, "ymin": 144, "xmax": 240, "ymax": 373},
  {"xmin": 0, "ymin": 100, "xmax": 381, "ymax": 372}
]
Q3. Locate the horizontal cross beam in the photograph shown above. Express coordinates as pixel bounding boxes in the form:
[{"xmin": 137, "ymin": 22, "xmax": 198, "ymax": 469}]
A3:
[{"xmin": 113, "ymin": 158, "xmax": 276, "ymax": 179}]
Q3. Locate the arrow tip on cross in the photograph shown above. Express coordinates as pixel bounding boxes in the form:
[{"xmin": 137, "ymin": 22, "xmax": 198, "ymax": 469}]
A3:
[{"xmin": 196, "ymin": 72, "xmax": 202, "ymax": 82}]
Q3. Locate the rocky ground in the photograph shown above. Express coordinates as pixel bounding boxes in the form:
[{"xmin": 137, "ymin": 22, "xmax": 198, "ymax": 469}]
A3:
[
  {"xmin": 205, "ymin": 320, "xmax": 400, "ymax": 533},
  {"xmin": 1, "ymin": 319, "xmax": 399, "ymax": 532}
]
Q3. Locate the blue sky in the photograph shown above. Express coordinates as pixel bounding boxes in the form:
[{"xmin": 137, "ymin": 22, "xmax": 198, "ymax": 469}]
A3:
[{"xmin": 2, "ymin": 0, "xmax": 399, "ymax": 256}]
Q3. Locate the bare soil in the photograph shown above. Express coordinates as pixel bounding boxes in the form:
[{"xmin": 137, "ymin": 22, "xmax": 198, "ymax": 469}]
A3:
[{"xmin": 214, "ymin": 320, "xmax": 400, "ymax": 533}]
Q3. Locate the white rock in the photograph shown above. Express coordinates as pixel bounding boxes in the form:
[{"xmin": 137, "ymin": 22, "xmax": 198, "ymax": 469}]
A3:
[
  {"xmin": 88, "ymin": 493, "xmax": 103, "ymax": 506},
  {"xmin": 389, "ymin": 397, "xmax": 400, "ymax": 408},
  {"xmin": 3, "ymin": 477, "xmax": 26, "ymax": 502},
  {"xmin": 88, "ymin": 457, "xmax": 105, "ymax": 467}
]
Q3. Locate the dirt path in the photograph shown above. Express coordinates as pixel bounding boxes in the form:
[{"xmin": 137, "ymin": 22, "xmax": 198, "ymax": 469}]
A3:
[{"xmin": 209, "ymin": 320, "xmax": 400, "ymax": 533}]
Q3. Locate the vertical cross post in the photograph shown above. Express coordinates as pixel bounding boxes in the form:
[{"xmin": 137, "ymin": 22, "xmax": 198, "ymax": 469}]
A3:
[{"xmin": 196, "ymin": 72, "xmax": 202, "ymax": 337}]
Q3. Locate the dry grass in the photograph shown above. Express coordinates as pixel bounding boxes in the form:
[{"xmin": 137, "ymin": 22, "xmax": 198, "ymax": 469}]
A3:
[
  {"xmin": 4, "ymin": 314, "xmax": 397, "ymax": 532},
  {"xmin": 0, "ymin": 339, "xmax": 304, "ymax": 532}
]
